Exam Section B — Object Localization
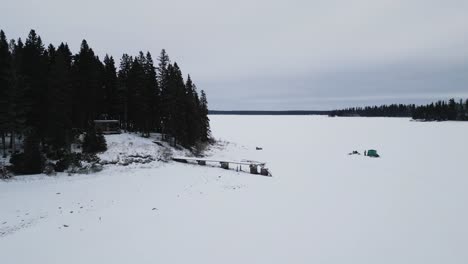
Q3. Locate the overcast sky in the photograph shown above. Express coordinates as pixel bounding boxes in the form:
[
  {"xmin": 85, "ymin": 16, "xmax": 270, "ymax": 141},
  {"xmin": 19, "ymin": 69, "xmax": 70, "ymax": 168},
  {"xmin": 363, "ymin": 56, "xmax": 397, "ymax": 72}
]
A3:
[{"xmin": 3, "ymin": 0, "xmax": 468, "ymax": 110}]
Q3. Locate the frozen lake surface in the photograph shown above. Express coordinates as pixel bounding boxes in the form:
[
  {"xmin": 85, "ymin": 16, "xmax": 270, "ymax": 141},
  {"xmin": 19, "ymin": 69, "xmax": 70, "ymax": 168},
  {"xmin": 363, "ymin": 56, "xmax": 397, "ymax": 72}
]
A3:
[{"xmin": 1, "ymin": 116, "xmax": 468, "ymax": 263}]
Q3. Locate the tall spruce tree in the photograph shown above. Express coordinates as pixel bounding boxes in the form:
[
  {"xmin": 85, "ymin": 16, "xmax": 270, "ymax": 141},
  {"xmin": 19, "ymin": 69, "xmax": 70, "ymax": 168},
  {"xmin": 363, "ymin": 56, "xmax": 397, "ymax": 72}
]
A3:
[
  {"xmin": 167, "ymin": 63, "xmax": 188, "ymax": 146},
  {"xmin": 10, "ymin": 129, "xmax": 43, "ymax": 174},
  {"xmin": 184, "ymin": 75, "xmax": 201, "ymax": 146},
  {"xmin": 144, "ymin": 52, "xmax": 160, "ymax": 133},
  {"xmin": 127, "ymin": 55, "xmax": 147, "ymax": 132},
  {"xmin": 22, "ymin": 30, "xmax": 47, "ymax": 137},
  {"xmin": 7, "ymin": 38, "xmax": 29, "ymax": 154},
  {"xmin": 117, "ymin": 54, "xmax": 133, "ymax": 130},
  {"xmin": 135, "ymin": 51, "xmax": 154, "ymax": 136},
  {"xmin": 103, "ymin": 55, "xmax": 118, "ymax": 119},
  {"xmin": 0, "ymin": 30, "xmax": 11, "ymax": 157},
  {"xmin": 157, "ymin": 49, "xmax": 171, "ymax": 137},
  {"xmin": 71, "ymin": 40, "xmax": 103, "ymax": 129},
  {"xmin": 199, "ymin": 90, "xmax": 210, "ymax": 142},
  {"xmin": 45, "ymin": 43, "xmax": 73, "ymax": 152}
]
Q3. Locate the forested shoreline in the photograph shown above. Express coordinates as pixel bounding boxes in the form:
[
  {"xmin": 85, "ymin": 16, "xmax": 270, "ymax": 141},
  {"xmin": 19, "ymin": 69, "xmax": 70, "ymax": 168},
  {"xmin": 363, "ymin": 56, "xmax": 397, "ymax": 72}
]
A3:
[
  {"xmin": 0, "ymin": 29, "xmax": 210, "ymax": 174},
  {"xmin": 329, "ymin": 99, "xmax": 468, "ymax": 121}
]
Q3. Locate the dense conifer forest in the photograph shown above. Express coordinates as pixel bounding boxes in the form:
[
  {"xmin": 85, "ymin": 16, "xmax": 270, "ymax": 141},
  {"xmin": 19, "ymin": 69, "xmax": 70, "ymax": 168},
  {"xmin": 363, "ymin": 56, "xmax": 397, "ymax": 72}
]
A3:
[
  {"xmin": 329, "ymin": 99, "xmax": 468, "ymax": 121},
  {"xmin": 0, "ymin": 29, "xmax": 211, "ymax": 172}
]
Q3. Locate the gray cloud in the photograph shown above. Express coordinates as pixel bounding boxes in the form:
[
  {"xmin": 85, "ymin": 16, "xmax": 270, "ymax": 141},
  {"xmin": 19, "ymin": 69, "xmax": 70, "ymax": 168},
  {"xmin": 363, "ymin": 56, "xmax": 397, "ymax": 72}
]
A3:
[{"xmin": 2, "ymin": 0, "xmax": 468, "ymax": 109}]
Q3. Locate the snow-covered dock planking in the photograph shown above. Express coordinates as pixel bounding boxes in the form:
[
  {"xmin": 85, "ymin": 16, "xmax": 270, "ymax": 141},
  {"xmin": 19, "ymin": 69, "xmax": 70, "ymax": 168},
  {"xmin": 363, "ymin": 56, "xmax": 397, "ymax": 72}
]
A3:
[
  {"xmin": 172, "ymin": 156, "xmax": 272, "ymax": 176},
  {"xmin": 172, "ymin": 157, "xmax": 265, "ymax": 166}
]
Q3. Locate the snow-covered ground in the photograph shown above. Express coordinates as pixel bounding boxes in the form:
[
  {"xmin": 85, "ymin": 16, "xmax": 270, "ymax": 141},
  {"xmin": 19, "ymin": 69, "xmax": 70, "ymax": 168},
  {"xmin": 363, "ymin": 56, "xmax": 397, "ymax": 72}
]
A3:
[{"xmin": 1, "ymin": 116, "xmax": 468, "ymax": 264}]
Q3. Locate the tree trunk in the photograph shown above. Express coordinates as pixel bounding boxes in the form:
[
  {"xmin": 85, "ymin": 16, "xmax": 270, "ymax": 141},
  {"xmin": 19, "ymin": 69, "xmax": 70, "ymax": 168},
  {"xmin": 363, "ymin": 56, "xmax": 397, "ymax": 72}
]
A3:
[
  {"xmin": 66, "ymin": 130, "xmax": 72, "ymax": 153},
  {"xmin": 11, "ymin": 131, "xmax": 16, "ymax": 154},
  {"xmin": 124, "ymin": 101, "xmax": 128, "ymax": 131},
  {"xmin": 1, "ymin": 132, "xmax": 6, "ymax": 158}
]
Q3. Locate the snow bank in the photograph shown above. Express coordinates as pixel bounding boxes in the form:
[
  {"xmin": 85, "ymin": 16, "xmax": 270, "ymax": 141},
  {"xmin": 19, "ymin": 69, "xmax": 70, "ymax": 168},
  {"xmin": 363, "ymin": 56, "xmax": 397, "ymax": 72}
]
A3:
[
  {"xmin": 97, "ymin": 133, "xmax": 189, "ymax": 166},
  {"xmin": 98, "ymin": 133, "xmax": 162, "ymax": 163}
]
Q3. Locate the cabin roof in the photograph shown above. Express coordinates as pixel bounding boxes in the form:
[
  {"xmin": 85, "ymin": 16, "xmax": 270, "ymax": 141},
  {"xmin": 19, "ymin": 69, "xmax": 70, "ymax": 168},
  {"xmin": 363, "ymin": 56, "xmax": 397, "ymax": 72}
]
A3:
[{"xmin": 94, "ymin": 120, "xmax": 119, "ymax": 123}]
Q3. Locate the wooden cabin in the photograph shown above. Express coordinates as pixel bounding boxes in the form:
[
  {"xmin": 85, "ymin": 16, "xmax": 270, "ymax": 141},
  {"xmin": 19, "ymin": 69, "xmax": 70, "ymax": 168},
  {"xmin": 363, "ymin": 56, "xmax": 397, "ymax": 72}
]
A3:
[{"xmin": 93, "ymin": 120, "xmax": 121, "ymax": 134}]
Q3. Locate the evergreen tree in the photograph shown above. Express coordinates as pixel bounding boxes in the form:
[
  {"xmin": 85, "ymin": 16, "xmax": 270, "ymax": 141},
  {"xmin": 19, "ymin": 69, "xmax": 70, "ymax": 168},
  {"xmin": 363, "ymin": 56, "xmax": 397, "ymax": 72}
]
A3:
[
  {"xmin": 71, "ymin": 40, "xmax": 103, "ymax": 129},
  {"xmin": 157, "ymin": 49, "xmax": 171, "ymax": 137},
  {"xmin": 103, "ymin": 55, "xmax": 118, "ymax": 119},
  {"xmin": 45, "ymin": 43, "xmax": 73, "ymax": 152},
  {"xmin": 199, "ymin": 89, "xmax": 211, "ymax": 142},
  {"xmin": 21, "ymin": 30, "xmax": 48, "ymax": 137},
  {"xmin": 167, "ymin": 63, "xmax": 188, "ymax": 146},
  {"xmin": 7, "ymin": 38, "xmax": 29, "ymax": 154},
  {"xmin": 10, "ymin": 130, "xmax": 43, "ymax": 174},
  {"xmin": 0, "ymin": 30, "xmax": 11, "ymax": 157},
  {"xmin": 82, "ymin": 126, "xmax": 107, "ymax": 153},
  {"xmin": 117, "ymin": 54, "xmax": 133, "ymax": 130},
  {"xmin": 157, "ymin": 49, "xmax": 170, "ymax": 84},
  {"xmin": 136, "ymin": 51, "xmax": 155, "ymax": 135},
  {"xmin": 448, "ymin": 98, "xmax": 457, "ymax": 120},
  {"xmin": 465, "ymin": 99, "xmax": 468, "ymax": 120},
  {"xmin": 184, "ymin": 75, "xmax": 201, "ymax": 146},
  {"xmin": 144, "ymin": 51, "xmax": 160, "ymax": 133},
  {"xmin": 127, "ymin": 55, "xmax": 147, "ymax": 132}
]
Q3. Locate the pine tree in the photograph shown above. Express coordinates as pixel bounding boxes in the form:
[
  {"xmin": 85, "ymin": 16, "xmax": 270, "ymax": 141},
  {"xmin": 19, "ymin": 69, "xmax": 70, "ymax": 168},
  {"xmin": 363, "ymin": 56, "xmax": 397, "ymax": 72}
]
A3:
[
  {"xmin": 10, "ymin": 130, "xmax": 43, "ymax": 174},
  {"xmin": 168, "ymin": 63, "xmax": 188, "ymax": 146},
  {"xmin": 144, "ymin": 52, "xmax": 160, "ymax": 133},
  {"xmin": 82, "ymin": 126, "xmax": 107, "ymax": 153},
  {"xmin": 117, "ymin": 54, "xmax": 133, "ymax": 130},
  {"xmin": 127, "ymin": 55, "xmax": 147, "ymax": 132},
  {"xmin": 184, "ymin": 75, "xmax": 201, "ymax": 146},
  {"xmin": 7, "ymin": 38, "xmax": 29, "ymax": 154},
  {"xmin": 103, "ymin": 55, "xmax": 118, "ymax": 119},
  {"xmin": 465, "ymin": 99, "xmax": 468, "ymax": 120},
  {"xmin": 21, "ymin": 30, "xmax": 48, "ymax": 137},
  {"xmin": 199, "ymin": 90, "xmax": 211, "ymax": 142},
  {"xmin": 158, "ymin": 49, "xmax": 171, "ymax": 137},
  {"xmin": 45, "ymin": 43, "xmax": 73, "ymax": 152},
  {"xmin": 157, "ymin": 49, "xmax": 170, "ymax": 84},
  {"xmin": 0, "ymin": 30, "xmax": 11, "ymax": 157},
  {"xmin": 136, "ymin": 51, "xmax": 154, "ymax": 136},
  {"xmin": 71, "ymin": 40, "xmax": 104, "ymax": 129},
  {"xmin": 448, "ymin": 98, "xmax": 457, "ymax": 120},
  {"xmin": 96, "ymin": 129, "xmax": 107, "ymax": 152}
]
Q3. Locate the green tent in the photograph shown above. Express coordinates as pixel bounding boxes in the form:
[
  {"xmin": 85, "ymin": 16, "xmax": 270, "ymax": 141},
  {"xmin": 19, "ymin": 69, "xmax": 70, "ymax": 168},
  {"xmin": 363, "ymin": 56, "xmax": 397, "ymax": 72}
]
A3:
[{"xmin": 367, "ymin": 149, "xmax": 379, "ymax": 157}]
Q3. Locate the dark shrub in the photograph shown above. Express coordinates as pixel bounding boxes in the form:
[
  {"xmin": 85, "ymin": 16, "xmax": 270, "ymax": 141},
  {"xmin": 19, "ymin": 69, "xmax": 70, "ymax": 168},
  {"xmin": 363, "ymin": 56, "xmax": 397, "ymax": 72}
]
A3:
[
  {"xmin": 83, "ymin": 127, "xmax": 107, "ymax": 153},
  {"xmin": 55, "ymin": 153, "xmax": 82, "ymax": 172},
  {"xmin": 10, "ymin": 131, "xmax": 44, "ymax": 174}
]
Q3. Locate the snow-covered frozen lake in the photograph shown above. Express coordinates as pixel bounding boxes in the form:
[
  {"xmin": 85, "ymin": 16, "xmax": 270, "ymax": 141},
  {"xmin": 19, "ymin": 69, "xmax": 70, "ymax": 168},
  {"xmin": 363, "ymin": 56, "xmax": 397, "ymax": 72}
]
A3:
[{"xmin": 1, "ymin": 116, "xmax": 468, "ymax": 263}]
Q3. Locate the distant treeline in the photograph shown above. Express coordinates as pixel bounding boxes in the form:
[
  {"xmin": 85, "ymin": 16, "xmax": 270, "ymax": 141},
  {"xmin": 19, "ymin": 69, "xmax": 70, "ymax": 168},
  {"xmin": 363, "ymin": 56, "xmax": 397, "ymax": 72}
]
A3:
[
  {"xmin": 0, "ymin": 29, "xmax": 211, "ymax": 160},
  {"xmin": 329, "ymin": 99, "xmax": 468, "ymax": 121},
  {"xmin": 209, "ymin": 110, "xmax": 331, "ymax": 115}
]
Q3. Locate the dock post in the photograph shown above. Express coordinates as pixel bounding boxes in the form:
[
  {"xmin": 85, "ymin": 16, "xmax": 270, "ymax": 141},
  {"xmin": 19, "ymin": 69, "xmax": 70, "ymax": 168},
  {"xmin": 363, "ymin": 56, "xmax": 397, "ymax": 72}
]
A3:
[
  {"xmin": 250, "ymin": 164, "xmax": 258, "ymax": 174},
  {"xmin": 260, "ymin": 168, "xmax": 270, "ymax": 176},
  {"xmin": 220, "ymin": 162, "xmax": 229, "ymax": 170}
]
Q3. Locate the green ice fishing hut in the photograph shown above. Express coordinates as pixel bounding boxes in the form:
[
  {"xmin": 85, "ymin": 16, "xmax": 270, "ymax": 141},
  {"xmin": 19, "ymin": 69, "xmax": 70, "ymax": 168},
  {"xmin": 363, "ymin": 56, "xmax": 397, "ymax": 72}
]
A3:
[{"xmin": 367, "ymin": 149, "xmax": 379, "ymax": 157}]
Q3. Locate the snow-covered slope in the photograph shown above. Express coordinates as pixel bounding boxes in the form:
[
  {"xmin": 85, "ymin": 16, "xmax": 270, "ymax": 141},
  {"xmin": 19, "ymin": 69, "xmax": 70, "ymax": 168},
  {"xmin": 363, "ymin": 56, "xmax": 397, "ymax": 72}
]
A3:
[
  {"xmin": 97, "ymin": 133, "xmax": 187, "ymax": 165},
  {"xmin": 1, "ymin": 116, "xmax": 468, "ymax": 264}
]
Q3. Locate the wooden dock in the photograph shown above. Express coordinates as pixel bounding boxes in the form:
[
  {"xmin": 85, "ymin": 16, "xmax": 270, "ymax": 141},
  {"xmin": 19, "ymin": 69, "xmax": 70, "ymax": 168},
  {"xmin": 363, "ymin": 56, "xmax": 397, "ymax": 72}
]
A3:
[{"xmin": 172, "ymin": 156, "xmax": 272, "ymax": 176}]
